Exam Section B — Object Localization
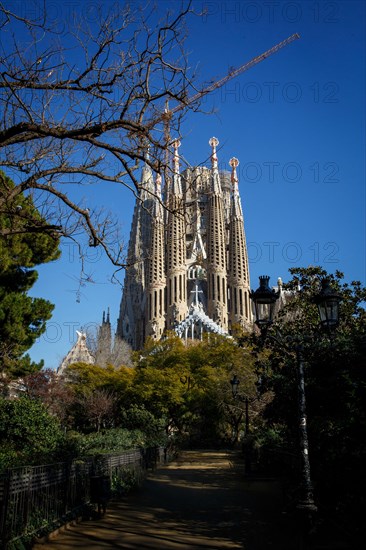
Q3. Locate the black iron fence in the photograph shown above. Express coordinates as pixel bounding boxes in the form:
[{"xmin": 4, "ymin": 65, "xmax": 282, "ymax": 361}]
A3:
[{"xmin": 0, "ymin": 446, "xmax": 167, "ymax": 548}]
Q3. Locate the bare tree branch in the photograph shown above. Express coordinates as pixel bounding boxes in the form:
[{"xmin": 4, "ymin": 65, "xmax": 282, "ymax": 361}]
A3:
[{"xmin": 0, "ymin": 0, "xmax": 201, "ymax": 273}]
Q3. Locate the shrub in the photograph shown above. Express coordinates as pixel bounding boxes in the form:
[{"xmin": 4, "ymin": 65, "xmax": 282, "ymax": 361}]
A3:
[{"xmin": 0, "ymin": 397, "xmax": 66, "ymax": 469}]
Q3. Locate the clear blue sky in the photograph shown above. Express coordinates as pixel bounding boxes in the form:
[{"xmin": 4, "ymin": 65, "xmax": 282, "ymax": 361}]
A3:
[{"xmin": 26, "ymin": 0, "xmax": 365, "ymax": 369}]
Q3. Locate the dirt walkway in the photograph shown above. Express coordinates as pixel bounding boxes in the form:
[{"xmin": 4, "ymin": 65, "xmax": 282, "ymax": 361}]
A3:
[{"xmin": 31, "ymin": 450, "xmax": 291, "ymax": 549}]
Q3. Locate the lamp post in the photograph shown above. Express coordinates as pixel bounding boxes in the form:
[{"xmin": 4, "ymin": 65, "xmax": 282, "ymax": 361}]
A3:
[
  {"xmin": 250, "ymin": 275, "xmax": 340, "ymax": 515},
  {"xmin": 230, "ymin": 375, "xmax": 250, "ymax": 435},
  {"xmin": 230, "ymin": 374, "xmax": 257, "ymax": 474},
  {"xmin": 313, "ymin": 278, "xmax": 341, "ymax": 330},
  {"xmin": 250, "ymin": 275, "xmax": 280, "ymax": 332}
]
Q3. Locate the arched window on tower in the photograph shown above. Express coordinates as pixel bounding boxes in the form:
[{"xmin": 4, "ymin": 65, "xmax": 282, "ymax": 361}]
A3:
[{"xmin": 188, "ymin": 264, "xmax": 206, "ymax": 280}]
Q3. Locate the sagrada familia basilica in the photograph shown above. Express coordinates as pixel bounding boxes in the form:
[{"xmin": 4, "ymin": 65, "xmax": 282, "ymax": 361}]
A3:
[
  {"xmin": 117, "ymin": 137, "xmax": 252, "ymax": 350},
  {"xmin": 59, "ymin": 136, "xmax": 254, "ymax": 370}
]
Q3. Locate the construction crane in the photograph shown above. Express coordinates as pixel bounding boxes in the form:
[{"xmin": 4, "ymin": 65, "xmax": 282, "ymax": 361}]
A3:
[
  {"xmin": 140, "ymin": 33, "xmax": 300, "ymax": 183},
  {"xmin": 164, "ymin": 32, "xmax": 300, "ymax": 123}
]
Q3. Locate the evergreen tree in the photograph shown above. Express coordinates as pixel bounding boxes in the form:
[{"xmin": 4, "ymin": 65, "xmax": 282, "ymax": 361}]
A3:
[
  {"xmin": 0, "ymin": 396, "xmax": 66, "ymax": 469},
  {"xmin": 0, "ymin": 171, "xmax": 60, "ymax": 377},
  {"xmin": 255, "ymin": 267, "xmax": 366, "ymax": 536}
]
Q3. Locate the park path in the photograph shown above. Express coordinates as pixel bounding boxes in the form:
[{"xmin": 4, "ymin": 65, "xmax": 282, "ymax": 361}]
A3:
[{"xmin": 32, "ymin": 450, "xmax": 289, "ymax": 550}]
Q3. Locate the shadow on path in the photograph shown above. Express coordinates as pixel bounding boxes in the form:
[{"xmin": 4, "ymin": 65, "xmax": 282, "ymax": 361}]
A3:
[{"xmin": 31, "ymin": 450, "xmax": 293, "ymax": 549}]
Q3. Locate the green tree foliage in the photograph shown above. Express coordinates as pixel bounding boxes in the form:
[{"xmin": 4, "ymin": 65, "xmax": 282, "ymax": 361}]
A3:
[
  {"xmin": 72, "ymin": 428, "xmax": 148, "ymax": 457},
  {"xmin": 0, "ymin": 171, "xmax": 60, "ymax": 377},
  {"xmin": 61, "ymin": 334, "xmax": 259, "ymax": 448},
  {"xmin": 120, "ymin": 405, "xmax": 167, "ymax": 447},
  {"xmin": 256, "ymin": 266, "xmax": 366, "ymax": 534},
  {"xmin": 133, "ymin": 333, "xmax": 258, "ymax": 447},
  {"xmin": 64, "ymin": 362, "xmax": 134, "ymax": 431},
  {"xmin": 65, "ymin": 362, "xmax": 134, "ymax": 395},
  {"xmin": 0, "ymin": 396, "xmax": 66, "ymax": 470}
]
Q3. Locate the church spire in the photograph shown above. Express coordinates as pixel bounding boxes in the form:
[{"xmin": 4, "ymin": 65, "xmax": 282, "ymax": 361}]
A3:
[
  {"xmin": 117, "ymin": 135, "xmax": 253, "ymax": 349},
  {"xmin": 140, "ymin": 147, "xmax": 155, "ymax": 201},
  {"xmin": 146, "ymin": 171, "xmax": 166, "ymax": 340},
  {"xmin": 172, "ymin": 139, "xmax": 182, "ymax": 196},
  {"xmin": 209, "ymin": 136, "xmax": 222, "ymax": 195},
  {"xmin": 206, "ymin": 137, "xmax": 228, "ymax": 330},
  {"xmin": 95, "ymin": 307, "xmax": 112, "ymax": 366},
  {"xmin": 155, "ymin": 172, "xmax": 164, "ymax": 218},
  {"xmin": 230, "ymin": 157, "xmax": 239, "ymax": 194},
  {"xmin": 228, "ymin": 156, "xmax": 252, "ymax": 331},
  {"xmin": 117, "ymin": 145, "xmax": 155, "ymax": 349},
  {"xmin": 173, "ymin": 139, "xmax": 180, "ymax": 174},
  {"xmin": 229, "ymin": 157, "xmax": 243, "ymax": 216},
  {"xmin": 166, "ymin": 138, "xmax": 187, "ymax": 327},
  {"xmin": 209, "ymin": 136, "xmax": 219, "ymax": 170}
]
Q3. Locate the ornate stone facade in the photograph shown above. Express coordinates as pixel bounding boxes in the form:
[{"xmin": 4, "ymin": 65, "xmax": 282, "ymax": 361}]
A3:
[
  {"xmin": 117, "ymin": 138, "xmax": 252, "ymax": 350},
  {"xmin": 57, "ymin": 330, "xmax": 94, "ymax": 375}
]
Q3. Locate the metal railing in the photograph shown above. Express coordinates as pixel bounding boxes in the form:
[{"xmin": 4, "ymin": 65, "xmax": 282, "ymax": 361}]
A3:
[{"xmin": 0, "ymin": 446, "xmax": 168, "ymax": 548}]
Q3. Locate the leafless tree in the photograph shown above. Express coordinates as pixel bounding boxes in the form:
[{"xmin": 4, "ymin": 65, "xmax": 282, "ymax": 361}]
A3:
[
  {"xmin": 87, "ymin": 323, "xmax": 133, "ymax": 368},
  {"xmin": 20, "ymin": 368, "xmax": 76, "ymax": 427},
  {"xmin": 0, "ymin": 0, "xmax": 202, "ymax": 271},
  {"xmin": 109, "ymin": 335, "xmax": 134, "ymax": 367},
  {"xmin": 79, "ymin": 388, "xmax": 117, "ymax": 432}
]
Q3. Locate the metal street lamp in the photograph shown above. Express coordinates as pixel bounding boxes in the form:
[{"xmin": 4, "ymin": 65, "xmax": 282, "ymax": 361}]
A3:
[
  {"xmin": 230, "ymin": 375, "xmax": 250, "ymax": 436},
  {"xmin": 313, "ymin": 278, "xmax": 341, "ymax": 330},
  {"xmin": 230, "ymin": 374, "xmax": 257, "ymax": 474},
  {"xmin": 249, "ymin": 275, "xmax": 280, "ymax": 331},
  {"xmin": 230, "ymin": 374, "xmax": 240, "ymax": 397},
  {"xmin": 250, "ymin": 275, "xmax": 341, "ymax": 516}
]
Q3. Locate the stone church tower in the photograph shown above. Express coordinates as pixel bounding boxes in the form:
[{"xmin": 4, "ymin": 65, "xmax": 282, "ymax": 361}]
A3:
[{"xmin": 117, "ymin": 137, "xmax": 252, "ymax": 350}]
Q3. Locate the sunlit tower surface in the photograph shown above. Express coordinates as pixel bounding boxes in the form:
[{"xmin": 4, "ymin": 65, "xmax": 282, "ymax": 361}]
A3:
[
  {"xmin": 117, "ymin": 35, "xmax": 300, "ymax": 350},
  {"xmin": 117, "ymin": 136, "xmax": 252, "ymax": 349}
]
